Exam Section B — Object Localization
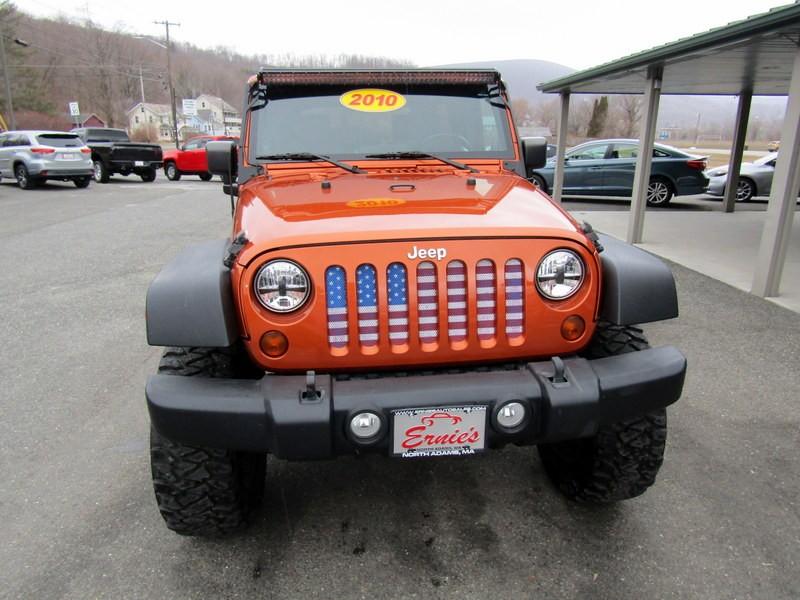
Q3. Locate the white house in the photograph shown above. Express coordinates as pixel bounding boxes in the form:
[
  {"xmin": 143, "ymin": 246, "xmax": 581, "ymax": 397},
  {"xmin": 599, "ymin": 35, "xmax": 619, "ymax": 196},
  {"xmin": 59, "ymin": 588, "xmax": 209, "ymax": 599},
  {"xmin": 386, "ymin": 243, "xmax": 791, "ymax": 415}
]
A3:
[
  {"xmin": 195, "ymin": 94, "xmax": 241, "ymax": 136},
  {"xmin": 127, "ymin": 96, "xmax": 241, "ymax": 142},
  {"xmin": 127, "ymin": 103, "xmax": 174, "ymax": 141}
]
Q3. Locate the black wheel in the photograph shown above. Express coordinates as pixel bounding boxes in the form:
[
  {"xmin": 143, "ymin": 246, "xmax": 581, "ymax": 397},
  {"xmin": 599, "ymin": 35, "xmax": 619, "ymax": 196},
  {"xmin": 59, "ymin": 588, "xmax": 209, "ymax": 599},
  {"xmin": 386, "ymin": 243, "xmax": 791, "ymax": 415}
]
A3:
[
  {"xmin": 199, "ymin": 172, "xmax": 213, "ymax": 181},
  {"xmin": 73, "ymin": 176, "xmax": 91, "ymax": 188},
  {"xmin": 93, "ymin": 160, "xmax": 109, "ymax": 183},
  {"xmin": 646, "ymin": 177, "xmax": 673, "ymax": 206},
  {"xmin": 736, "ymin": 177, "xmax": 755, "ymax": 202},
  {"xmin": 537, "ymin": 322, "xmax": 668, "ymax": 503},
  {"xmin": 140, "ymin": 168, "xmax": 157, "ymax": 182},
  {"xmin": 150, "ymin": 347, "xmax": 266, "ymax": 536},
  {"xmin": 15, "ymin": 164, "xmax": 38, "ymax": 189},
  {"xmin": 529, "ymin": 173, "xmax": 548, "ymax": 193},
  {"xmin": 164, "ymin": 162, "xmax": 181, "ymax": 181}
]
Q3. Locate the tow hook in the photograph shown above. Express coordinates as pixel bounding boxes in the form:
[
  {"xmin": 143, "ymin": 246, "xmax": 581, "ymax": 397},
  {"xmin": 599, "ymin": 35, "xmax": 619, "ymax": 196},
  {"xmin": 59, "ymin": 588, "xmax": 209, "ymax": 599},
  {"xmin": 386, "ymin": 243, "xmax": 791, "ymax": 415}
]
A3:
[{"xmin": 301, "ymin": 370, "xmax": 324, "ymax": 403}]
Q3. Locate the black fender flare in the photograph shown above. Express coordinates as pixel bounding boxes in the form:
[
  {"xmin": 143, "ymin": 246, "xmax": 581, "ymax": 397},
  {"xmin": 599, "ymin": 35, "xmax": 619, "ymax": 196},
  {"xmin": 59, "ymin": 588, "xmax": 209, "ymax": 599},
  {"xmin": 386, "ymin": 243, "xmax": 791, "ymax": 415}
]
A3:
[
  {"xmin": 146, "ymin": 239, "xmax": 239, "ymax": 347},
  {"xmin": 596, "ymin": 233, "xmax": 678, "ymax": 325}
]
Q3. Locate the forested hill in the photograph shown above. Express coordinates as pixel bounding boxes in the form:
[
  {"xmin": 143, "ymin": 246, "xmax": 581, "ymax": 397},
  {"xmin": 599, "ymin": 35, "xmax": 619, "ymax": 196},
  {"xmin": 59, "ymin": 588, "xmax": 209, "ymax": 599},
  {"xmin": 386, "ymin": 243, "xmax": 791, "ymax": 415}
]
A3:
[{"xmin": 2, "ymin": 3, "xmax": 413, "ymax": 129}]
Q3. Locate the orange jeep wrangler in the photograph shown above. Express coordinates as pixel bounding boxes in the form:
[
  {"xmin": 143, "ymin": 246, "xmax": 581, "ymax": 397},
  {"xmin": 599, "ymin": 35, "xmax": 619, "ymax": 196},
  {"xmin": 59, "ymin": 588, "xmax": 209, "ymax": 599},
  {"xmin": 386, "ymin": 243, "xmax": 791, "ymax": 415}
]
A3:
[{"xmin": 145, "ymin": 69, "xmax": 686, "ymax": 536}]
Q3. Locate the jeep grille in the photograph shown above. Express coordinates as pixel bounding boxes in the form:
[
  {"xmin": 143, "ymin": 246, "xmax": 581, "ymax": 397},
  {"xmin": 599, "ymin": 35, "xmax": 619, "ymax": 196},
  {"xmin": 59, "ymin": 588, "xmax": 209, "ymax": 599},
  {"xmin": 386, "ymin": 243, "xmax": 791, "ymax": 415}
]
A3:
[{"xmin": 325, "ymin": 258, "xmax": 527, "ymax": 354}]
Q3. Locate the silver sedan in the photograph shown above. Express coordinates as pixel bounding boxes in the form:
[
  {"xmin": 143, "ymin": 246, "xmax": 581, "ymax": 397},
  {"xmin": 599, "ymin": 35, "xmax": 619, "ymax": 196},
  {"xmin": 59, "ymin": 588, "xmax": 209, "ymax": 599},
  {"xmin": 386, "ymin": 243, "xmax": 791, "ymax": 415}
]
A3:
[{"xmin": 705, "ymin": 153, "xmax": 777, "ymax": 202}]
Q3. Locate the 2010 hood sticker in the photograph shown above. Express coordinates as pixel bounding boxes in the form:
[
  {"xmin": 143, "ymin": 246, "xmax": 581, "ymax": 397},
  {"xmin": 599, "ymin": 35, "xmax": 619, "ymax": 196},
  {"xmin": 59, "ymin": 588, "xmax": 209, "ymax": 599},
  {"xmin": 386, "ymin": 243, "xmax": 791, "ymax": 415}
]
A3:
[{"xmin": 346, "ymin": 198, "xmax": 406, "ymax": 208}]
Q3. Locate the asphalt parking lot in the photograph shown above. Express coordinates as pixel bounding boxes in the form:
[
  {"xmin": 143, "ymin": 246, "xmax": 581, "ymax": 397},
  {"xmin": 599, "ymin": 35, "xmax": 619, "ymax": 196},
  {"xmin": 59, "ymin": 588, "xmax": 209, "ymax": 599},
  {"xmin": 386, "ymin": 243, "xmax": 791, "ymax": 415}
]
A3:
[{"xmin": 1, "ymin": 175, "xmax": 799, "ymax": 599}]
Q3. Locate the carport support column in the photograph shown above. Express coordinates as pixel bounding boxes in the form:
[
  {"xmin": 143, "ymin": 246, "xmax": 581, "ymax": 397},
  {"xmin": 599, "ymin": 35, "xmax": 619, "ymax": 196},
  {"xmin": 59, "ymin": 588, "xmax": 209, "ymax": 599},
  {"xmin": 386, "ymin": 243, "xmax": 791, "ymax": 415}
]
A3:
[
  {"xmin": 752, "ymin": 47, "xmax": 800, "ymax": 297},
  {"xmin": 627, "ymin": 73, "xmax": 662, "ymax": 244},
  {"xmin": 552, "ymin": 92, "xmax": 570, "ymax": 203},
  {"xmin": 722, "ymin": 88, "xmax": 753, "ymax": 213}
]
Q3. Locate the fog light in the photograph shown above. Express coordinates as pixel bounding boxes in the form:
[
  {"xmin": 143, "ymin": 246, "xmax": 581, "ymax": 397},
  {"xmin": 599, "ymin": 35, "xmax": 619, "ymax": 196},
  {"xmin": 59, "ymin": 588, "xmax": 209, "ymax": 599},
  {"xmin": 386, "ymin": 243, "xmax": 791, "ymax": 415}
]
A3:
[
  {"xmin": 260, "ymin": 330, "xmax": 288, "ymax": 358},
  {"xmin": 561, "ymin": 315, "xmax": 585, "ymax": 341},
  {"xmin": 349, "ymin": 412, "xmax": 381, "ymax": 440},
  {"xmin": 496, "ymin": 401, "xmax": 526, "ymax": 429}
]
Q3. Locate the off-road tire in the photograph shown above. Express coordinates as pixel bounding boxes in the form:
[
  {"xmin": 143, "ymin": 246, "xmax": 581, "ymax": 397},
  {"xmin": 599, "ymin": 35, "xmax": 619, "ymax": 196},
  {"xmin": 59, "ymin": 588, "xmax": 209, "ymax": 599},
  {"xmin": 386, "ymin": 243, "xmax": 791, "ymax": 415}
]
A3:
[
  {"xmin": 150, "ymin": 347, "xmax": 266, "ymax": 536},
  {"xmin": 537, "ymin": 322, "xmax": 667, "ymax": 503},
  {"xmin": 93, "ymin": 160, "xmax": 110, "ymax": 183},
  {"xmin": 199, "ymin": 172, "xmax": 213, "ymax": 181},
  {"xmin": 164, "ymin": 162, "xmax": 181, "ymax": 181},
  {"xmin": 140, "ymin": 168, "xmax": 157, "ymax": 182}
]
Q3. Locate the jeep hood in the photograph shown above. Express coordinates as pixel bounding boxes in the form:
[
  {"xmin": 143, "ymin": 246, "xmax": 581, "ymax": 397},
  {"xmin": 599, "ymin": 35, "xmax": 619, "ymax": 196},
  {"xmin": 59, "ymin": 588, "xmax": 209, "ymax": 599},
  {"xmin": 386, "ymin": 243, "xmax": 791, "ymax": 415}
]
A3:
[{"xmin": 234, "ymin": 171, "xmax": 586, "ymax": 266}]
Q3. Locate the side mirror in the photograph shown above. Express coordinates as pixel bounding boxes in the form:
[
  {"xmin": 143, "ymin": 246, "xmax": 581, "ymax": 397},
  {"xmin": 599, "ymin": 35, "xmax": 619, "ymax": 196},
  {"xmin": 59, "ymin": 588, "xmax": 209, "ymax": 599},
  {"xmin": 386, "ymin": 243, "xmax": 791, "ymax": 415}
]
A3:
[
  {"xmin": 521, "ymin": 137, "xmax": 547, "ymax": 170},
  {"xmin": 207, "ymin": 140, "xmax": 238, "ymax": 178}
]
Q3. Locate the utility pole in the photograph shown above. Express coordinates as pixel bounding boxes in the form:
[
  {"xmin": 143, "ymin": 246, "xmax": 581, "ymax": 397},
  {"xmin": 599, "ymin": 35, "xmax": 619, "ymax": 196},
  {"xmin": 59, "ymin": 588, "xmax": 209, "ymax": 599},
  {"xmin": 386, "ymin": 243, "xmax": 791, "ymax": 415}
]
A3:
[
  {"xmin": 139, "ymin": 65, "xmax": 146, "ymax": 104},
  {"xmin": 0, "ymin": 35, "xmax": 29, "ymax": 131},
  {"xmin": 154, "ymin": 20, "xmax": 180, "ymax": 148}
]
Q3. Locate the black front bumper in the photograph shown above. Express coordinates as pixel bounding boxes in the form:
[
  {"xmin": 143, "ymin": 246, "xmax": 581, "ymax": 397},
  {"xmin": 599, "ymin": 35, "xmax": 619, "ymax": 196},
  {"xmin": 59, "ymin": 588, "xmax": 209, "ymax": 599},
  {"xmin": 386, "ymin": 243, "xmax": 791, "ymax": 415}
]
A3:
[{"xmin": 146, "ymin": 346, "xmax": 686, "ymax": 459}]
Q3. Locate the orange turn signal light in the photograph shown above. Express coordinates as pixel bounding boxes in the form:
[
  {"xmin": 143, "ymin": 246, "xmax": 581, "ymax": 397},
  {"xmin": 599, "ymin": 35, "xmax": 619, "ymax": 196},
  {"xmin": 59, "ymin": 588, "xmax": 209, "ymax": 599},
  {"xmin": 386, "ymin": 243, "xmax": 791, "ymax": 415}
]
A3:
[
  {"xmin": 260, "ymin": 330, "xmax": 288, "ymax": 358},
  {"xmin": 561, "ymin": 315, "xmax": 585, "ymax": 341}
]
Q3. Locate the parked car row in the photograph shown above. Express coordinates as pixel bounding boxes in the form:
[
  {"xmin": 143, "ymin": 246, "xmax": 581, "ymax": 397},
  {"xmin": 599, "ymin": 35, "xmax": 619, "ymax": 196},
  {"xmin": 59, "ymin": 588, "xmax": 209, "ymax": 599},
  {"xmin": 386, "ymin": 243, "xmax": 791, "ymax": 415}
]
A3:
[
  {"xmin": 0, "ymin": 129, "xmax": 238, "ymax": 189},
  {"xmin": 526, "ymin": 138, "xmax": 709, "ymax": 206},
  {"xmin": 0, "ymin": 131, "xmax": 775, "ymax": 205}
]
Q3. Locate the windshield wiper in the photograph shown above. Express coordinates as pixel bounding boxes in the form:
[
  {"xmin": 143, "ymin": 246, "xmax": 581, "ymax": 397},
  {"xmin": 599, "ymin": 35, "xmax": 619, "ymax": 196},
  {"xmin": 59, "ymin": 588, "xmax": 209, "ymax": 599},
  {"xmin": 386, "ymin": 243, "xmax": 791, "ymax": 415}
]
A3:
[
  {"xmin": 255, "ymin": 152, "xmax": 364, "ymax": 174},
  {"xmin": 364, "ymin": 151, "xmax": 479, "ymax": 173}
]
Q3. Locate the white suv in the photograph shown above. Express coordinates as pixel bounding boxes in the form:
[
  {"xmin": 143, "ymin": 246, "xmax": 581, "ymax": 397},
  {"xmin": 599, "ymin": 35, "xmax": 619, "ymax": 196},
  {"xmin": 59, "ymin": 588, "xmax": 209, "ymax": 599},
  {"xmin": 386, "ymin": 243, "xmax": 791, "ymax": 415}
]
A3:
[{"xmin": 0, "ymin": 130, "xmax": 94, "ymax": 189}]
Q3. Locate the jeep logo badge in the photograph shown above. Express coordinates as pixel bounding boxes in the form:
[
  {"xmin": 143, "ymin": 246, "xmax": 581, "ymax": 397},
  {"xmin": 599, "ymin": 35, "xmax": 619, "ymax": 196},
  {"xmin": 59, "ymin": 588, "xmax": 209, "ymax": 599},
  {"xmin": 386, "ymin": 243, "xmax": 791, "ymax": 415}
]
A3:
[{"xmin": 407, "ymin": 245, "xmax": 447, "ymax": 261}]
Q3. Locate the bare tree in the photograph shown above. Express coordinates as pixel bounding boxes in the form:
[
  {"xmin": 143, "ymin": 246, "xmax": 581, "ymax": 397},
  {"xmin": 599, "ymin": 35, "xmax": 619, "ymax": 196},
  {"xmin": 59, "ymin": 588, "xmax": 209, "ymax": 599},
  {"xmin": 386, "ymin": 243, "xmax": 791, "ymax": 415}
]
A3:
[{"xmin": 619, "ymin": 95, "xmax": 641, "ymax": 138}]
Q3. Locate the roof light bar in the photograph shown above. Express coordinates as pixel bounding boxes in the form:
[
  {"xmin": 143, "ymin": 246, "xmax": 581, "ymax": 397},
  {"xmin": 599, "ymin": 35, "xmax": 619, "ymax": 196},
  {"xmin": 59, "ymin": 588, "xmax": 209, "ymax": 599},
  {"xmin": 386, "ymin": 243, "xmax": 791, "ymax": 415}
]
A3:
[{"xmin": 255, "ymin": 69, "xmax": 501, "ymax": 86}]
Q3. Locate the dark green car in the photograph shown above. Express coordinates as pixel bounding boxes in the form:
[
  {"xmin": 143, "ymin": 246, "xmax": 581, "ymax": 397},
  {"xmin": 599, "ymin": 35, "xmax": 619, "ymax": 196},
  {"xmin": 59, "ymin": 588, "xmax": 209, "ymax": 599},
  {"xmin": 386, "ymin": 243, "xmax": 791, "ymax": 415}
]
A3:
[{"xmin": 529, "ymin": 138, "xmax": 709, "ymax": 206}]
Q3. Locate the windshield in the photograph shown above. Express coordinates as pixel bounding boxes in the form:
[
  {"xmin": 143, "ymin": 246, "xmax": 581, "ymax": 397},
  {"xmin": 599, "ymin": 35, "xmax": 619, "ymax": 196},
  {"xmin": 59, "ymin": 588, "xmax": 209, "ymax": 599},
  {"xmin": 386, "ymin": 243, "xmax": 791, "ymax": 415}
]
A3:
[
  {"xmin": 249, "ymin": 83, "xmax": 514, "ymax": 160},
  {"xmin": 36, "ymin": 134, "xmax": 83, "ymax": 148},
  {"xmin": 86, "ymin": 129, "xmax": 130, "ymax": 142}
]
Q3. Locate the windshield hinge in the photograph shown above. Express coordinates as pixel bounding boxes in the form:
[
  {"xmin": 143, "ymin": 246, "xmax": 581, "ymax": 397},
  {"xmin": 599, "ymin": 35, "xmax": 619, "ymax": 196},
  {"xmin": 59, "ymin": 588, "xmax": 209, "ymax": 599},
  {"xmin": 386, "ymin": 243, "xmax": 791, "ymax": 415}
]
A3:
[
  {"xmin": 581, "ymin": 221, "xmax": 604, "ymax": 253},
  {"xmin": 223, "ymin": 232, "xmax": 249, "ymax": 268}
]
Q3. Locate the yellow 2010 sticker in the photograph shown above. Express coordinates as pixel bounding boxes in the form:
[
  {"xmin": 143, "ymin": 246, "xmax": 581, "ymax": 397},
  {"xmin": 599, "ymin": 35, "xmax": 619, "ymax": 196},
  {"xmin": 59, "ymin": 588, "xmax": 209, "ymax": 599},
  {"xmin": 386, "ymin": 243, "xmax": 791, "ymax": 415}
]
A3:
[{"xmin": 340, "ymin": 89, "xmax": 406, "ymax": 113}]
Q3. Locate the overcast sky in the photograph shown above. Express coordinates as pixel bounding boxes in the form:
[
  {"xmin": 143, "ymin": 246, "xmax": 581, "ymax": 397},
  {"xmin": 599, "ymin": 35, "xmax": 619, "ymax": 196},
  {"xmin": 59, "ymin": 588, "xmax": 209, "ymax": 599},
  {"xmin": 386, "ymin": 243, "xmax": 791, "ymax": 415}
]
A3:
[{"xmin": 22, "ymin": 0, "xmax": 791, "ymax": 70}]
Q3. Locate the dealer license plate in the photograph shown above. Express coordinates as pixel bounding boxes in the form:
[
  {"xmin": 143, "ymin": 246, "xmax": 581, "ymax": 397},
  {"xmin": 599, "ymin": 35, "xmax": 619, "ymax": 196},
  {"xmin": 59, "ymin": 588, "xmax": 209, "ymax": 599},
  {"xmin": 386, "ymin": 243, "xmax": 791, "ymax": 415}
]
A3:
[
  {"xmin": 392, "ymin": 406, "xmax": 487, "ymax": 458},
  {"xmin": 134, "ymin": 160, "xmax": 145, "ymax": 167}
]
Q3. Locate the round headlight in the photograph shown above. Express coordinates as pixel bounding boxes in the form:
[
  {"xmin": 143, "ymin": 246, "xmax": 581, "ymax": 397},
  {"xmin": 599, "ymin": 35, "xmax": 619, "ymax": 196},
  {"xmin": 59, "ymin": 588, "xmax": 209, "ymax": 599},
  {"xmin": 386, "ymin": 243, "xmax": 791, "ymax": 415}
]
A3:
[
  {"xmin": 254, "ymin": 260, "xmax": 310, "ymax": 313},
  {"xmin": 536, "ymin": 250, "xmax": 584, "ymax": 300}
]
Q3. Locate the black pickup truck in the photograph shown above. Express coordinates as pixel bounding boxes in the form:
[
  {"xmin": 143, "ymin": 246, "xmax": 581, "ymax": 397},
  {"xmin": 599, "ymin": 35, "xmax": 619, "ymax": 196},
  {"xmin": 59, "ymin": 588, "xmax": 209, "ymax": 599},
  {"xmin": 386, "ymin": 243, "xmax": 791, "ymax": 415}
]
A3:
[{"xmin": 72, "ymin": 127, "xmax": 163, "ymax": 183}]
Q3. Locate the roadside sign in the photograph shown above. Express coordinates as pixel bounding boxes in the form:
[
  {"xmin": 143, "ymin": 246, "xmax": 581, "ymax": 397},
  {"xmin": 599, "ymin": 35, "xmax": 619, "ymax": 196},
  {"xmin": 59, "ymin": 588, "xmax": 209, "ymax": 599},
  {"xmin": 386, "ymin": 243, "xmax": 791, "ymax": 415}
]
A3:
[
  {"xmin": 182, "ymin": 99, "xmax": 197, "ymax": 116},
  {"xmin": 68, "ymin": 102, "xmax": 80, "ymax": 117}
]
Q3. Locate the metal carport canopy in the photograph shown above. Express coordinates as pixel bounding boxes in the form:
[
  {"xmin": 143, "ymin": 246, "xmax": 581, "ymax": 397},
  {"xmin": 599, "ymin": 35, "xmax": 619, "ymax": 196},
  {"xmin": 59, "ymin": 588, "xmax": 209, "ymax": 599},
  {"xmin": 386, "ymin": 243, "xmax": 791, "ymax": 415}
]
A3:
[{"xmin": 536, "ymin": 1, "xmax": 800, "ymax": 299}]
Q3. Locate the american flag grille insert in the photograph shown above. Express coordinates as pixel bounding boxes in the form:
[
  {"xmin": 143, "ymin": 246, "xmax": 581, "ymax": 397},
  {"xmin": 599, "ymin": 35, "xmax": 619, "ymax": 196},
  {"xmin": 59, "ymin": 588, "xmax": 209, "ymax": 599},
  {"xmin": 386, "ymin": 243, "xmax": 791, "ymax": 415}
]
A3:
[
  {"xmin": 504, "ymin": 259, "xmax": 525, "ymax": 337},
  {"xmin": 446, "ymin": 261, "xmax": 468, "ymax": 343},
  {"xmin": 356, "ymin": 264, "xmax": 379, "ymax": 347},
  {"xmin": 387, "ymin": 263, "xmax": 409, "ymax": 345},
  {"xmin": 476, "ymin": 260, "xmax": 496, "ymax": 340},
  {"xmin": 325, "ymin": 266, "xmax": 348, "ymax": 348},
  {"xmin": 416, "ymin": 261, "xmax": 439, "ymax": 343},
  {"xmin": 325, "ymin": 257, "xmax": 529, "ymax": 354}
]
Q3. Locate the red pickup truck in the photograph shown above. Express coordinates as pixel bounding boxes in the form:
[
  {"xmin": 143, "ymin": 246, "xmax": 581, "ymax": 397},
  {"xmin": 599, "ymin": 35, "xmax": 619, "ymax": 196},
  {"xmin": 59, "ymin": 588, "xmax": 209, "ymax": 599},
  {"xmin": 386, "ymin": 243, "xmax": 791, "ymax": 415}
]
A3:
[{"xmin": 163, "ymin": 135, "xmax": 238, "ymax": 181}]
